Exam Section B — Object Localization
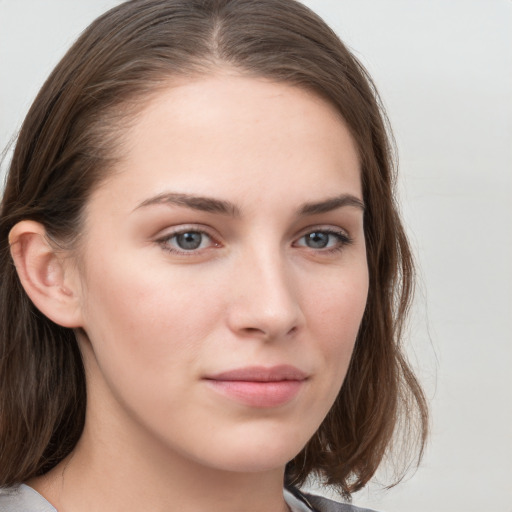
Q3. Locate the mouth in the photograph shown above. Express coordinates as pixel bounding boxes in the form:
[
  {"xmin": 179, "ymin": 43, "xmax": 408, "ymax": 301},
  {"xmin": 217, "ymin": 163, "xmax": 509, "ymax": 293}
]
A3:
[{"xmin": 203, "ymin": 365, "xmax": 308, "ymax": 408}]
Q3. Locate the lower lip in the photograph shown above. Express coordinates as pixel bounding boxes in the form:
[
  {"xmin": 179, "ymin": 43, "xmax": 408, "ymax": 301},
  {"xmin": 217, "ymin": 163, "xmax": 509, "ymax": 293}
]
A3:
[{"xmin": 205, "ymin": 379, "xmax": 304, "ymax": 408}]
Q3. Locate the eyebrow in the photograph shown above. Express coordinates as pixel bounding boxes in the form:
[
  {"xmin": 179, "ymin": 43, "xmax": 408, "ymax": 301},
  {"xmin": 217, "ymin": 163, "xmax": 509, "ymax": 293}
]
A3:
[
  {"xmin": 134, "ymin": 192, "xmax": 365, "ymax": 216},
  {"xmin": 135, "ymin": 192, "xmax": 241, "ymax": 217},
  {"xmin": 298, "ymin": 194, "xmax": 365, "ymax": 215}
]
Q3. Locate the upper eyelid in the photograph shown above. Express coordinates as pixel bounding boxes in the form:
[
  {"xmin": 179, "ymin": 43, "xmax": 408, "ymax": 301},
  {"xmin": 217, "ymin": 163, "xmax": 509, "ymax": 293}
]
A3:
[
  {"xmin": 153, "ymin": 221, "xmax": 354, "ymax": 244},
  {"xmin": 294, "ymin": 225, "xmax": 351, "ymax": 238},
  {"xmin": 156, "ymin": 228, "xmax": 220, "ymax": 256},
  {"xmin": 294, "ymin": 229, "xmax": 351, "ymax": 243},
  {"xmin": 156, "ymin": 224, "xmax": 218, "ymax": 238},
  {"xmin": 292, "ymin": 226, "xmax": 354, "ymax": 250},
  {"xmin": 155, "ymin": 225, "xmax": 220, "ymax": 248}
]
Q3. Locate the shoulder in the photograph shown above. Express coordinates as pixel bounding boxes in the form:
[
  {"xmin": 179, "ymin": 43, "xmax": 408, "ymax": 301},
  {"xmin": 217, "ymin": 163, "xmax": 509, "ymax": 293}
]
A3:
[
  {"xmin": 299, "ymin": 490, "xmax": 379, "ymax": 512},
  {"xmin": 0, "ymin": 484, "xmax": 56, "ymax": 512}
]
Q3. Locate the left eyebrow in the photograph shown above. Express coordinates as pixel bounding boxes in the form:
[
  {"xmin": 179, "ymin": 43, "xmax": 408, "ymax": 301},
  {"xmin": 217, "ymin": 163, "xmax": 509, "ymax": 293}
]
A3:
[
  {"xmin": 298, "ymin": 194, "xmax": 365, "ymax": 215},
  {"xmin": 134, "ymin": 192, "xmax": 241, "ymax": 217}
]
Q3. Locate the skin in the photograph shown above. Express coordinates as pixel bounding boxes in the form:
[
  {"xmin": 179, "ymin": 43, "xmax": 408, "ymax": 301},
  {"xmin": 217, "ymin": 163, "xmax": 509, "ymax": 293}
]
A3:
[{"xmin": 27, "ymin": 73, "xmax": 368, "ymax": 512}]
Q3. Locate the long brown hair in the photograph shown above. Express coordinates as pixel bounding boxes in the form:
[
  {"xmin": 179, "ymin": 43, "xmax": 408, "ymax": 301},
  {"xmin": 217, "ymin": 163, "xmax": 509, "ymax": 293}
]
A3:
[{"xmin": 0, "ymin": 0, "xmax": 428, "ymax": 496}]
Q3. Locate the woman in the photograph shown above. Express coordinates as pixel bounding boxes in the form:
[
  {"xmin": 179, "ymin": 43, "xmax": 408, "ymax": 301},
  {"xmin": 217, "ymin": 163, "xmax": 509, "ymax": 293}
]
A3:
[{"xmin": 0, "ymin": 1, "xmax": 428, "ymax": 511}]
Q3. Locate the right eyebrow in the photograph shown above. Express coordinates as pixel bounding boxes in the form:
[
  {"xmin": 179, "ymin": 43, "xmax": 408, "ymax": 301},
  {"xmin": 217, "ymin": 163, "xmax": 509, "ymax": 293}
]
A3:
[
  {"xmin": 298, "ymin": 194, "xmax": 365, "ymax": 215},
  {"xmin": 133, "ymin": 192, "xmax": 241, "ymax": 217}
]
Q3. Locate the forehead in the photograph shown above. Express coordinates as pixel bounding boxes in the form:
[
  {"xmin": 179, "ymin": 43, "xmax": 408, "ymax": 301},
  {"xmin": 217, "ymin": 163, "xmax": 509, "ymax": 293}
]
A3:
[{"xmin": 90, "ymin": 73, "xmax": 362, "ymax": 214}]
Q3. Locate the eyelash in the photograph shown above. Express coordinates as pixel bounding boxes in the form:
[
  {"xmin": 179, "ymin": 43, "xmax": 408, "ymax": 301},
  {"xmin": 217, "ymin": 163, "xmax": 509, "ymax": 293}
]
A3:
[
  {"xmin": 156, "ymin": 227, "xmax": 353, "ymax": 256},
  {"xmin": 293, "ymin": 228, "xmax": 353, "ymax": 254},
  {"xmin": 157, "ymin": 227, "xmax": 219, "ymax": 255}
]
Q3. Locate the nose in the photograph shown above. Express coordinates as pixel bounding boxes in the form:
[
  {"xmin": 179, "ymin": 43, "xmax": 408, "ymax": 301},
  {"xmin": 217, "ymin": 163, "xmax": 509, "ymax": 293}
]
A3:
[{"xmin": 226, "ymin": 247, "xmax": 304, "ymax": 341}]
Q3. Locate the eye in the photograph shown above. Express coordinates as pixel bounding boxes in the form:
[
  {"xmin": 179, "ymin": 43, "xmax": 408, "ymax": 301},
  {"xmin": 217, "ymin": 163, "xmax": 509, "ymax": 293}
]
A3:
[
  {"xmin": 294, "ymin": 229, "xmax": 352, "ymax": 252},
  {"xmin": 158, "ymin": 229, "xmax": 218, "ymax": 254}
]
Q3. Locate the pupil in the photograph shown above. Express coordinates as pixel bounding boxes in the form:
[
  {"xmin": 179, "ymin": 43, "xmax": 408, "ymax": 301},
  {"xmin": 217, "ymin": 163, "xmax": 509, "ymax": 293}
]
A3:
[
  {"xmin": 306, "ymin": 232, "xmax": 329, "ymax": 248},
  {"xmin": 177, "ymin": 232, "xmax": 202, "ymax": 250}
]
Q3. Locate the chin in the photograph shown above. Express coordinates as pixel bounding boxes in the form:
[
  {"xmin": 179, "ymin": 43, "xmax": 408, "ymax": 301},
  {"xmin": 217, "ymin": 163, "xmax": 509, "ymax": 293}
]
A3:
[
  {"xmin": 183, "ymin": 423, "xmax": 312, "ymax": 474},
  {"xmin": 204, "ymin": 450, "xmax": 298, "ymax": 474}
]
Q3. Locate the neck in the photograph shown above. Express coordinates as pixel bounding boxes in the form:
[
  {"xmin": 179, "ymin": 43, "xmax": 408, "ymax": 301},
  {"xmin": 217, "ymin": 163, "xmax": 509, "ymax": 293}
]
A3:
[{"xmin": 30, "ymin": 406, "xmax": 290, "ymax": 512}]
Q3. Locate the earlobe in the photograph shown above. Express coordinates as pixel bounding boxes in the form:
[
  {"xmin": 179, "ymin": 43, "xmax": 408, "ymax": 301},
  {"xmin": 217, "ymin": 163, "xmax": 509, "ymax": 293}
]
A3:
[{"xmin": 9, "ymin": 220, "xmax": 83, "ymax": 328}]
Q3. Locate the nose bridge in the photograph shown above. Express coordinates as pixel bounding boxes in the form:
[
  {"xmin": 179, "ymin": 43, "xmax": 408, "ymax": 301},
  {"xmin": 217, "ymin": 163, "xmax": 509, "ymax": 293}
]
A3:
[{"xmin": 228, "ymin": 240, "xmax": 302, "ymax": 339}]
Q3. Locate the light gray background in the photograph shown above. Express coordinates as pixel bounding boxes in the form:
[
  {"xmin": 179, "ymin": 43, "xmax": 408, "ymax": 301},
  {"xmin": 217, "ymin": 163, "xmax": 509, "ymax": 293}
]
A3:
[{"xmin": 1, "ymin": 1, "xmax": 511, "ymax": 511}]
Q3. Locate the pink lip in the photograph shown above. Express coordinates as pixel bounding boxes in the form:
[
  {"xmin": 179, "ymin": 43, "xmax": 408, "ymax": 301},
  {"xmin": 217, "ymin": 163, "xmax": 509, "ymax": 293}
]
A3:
[{"xmin": 204, "ymin": 365, "xmax": 308, "ymax": 408}]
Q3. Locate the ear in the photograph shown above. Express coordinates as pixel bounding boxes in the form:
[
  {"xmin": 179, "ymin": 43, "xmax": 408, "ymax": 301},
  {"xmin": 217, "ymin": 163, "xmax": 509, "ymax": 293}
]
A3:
[{"xmin": 9, "ymin": 220, "xmax": 83, "ymax": 328}]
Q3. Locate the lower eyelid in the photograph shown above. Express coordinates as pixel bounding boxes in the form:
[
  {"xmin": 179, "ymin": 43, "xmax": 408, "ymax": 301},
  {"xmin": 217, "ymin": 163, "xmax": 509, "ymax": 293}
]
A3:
[
  {"xmin": 296, "ymin": 229, "xmax": 351, "ymax": 243},
  {"xmin": 156, "ymin": 226, "xmax": 352, "ymax": 253},
  {"xmin": 156, "ymin": 228, "xmax": 219, "ymax": 253}
]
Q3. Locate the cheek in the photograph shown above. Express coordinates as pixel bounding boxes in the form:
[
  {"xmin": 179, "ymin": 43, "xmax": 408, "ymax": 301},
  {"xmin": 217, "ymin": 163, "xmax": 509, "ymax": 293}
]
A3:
[
  {"xmin": 306, "ymin": 266, "xmax": 369, "ymax": 379},
  {"xmin": 76, "ymin": 259, "xmax": 229, "ymax": 444},
  {"xmin": 78, "ymin": 255, "xmax": 223, "ymax": 383},
  {"xmin": 310, "ymin": 265, "xmax": 368, "ymax": 332}
]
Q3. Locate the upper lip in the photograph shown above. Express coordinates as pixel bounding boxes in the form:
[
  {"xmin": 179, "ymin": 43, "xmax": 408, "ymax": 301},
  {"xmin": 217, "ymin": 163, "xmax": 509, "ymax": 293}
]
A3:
[{"xmin": 205, "ymin": 365, "xmax": 308, "ymax": 382}]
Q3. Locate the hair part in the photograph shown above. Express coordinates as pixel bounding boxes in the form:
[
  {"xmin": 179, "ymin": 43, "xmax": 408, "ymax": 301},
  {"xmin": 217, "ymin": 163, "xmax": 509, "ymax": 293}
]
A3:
[{"xmin": 0, "ymin": 0, "xmax": 428, "ymax": 496}]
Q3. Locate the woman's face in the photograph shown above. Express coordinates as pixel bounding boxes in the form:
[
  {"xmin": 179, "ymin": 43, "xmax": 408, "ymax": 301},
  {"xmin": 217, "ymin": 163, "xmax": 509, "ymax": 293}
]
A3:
[{"xmin": 73, "ymin": 74, "xmax": 368, "ymax": 473}]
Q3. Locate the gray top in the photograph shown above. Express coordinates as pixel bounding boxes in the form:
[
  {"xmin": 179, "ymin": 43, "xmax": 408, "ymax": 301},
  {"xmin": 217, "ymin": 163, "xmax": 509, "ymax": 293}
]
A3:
[
  {"xmin": 0, "ymin": 485, "xmax": 55, "ymax": 512},
  {"xmin": 0, "ymin": 484, "xmax": 377, "ymax": 512}
]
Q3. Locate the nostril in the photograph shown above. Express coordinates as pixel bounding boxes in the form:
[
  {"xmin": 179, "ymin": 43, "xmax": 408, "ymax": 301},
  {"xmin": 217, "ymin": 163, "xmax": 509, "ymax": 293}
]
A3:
[
  {"xmin": 243, "ymin": 327, "xmax": 263, "ymax": 334},
  {"xmin": 241, "ymin": 325, "xmax": 298, "ymax": 338}
]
